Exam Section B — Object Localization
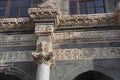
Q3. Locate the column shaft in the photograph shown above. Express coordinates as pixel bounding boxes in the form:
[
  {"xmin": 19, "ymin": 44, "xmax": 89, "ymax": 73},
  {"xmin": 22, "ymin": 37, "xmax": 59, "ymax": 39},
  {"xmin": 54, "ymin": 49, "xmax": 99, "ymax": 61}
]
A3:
[{"xmin": 36, "ymin": 63, "xmax": 50, "ymax": 80}]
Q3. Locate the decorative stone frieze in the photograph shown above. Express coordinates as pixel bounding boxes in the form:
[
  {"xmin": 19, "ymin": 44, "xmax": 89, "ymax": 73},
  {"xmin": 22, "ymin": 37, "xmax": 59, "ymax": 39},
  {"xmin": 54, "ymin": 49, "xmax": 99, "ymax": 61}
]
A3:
[
  {"xmin": 54, "ymin": 47, "xmax": 120, "ymax": 60},
  {"xmin": 32, "ymin": 41, "xmax": 54, "ymax": 64},
  {"xmin": 28, "ymin": 8, "xmax": 61, "ymax": 19},
  {"xmin": 115, "ymin": 3, "xmax": 120, "ymax": 24},
  {"xmin": 58, "ymin": 13, "xmax": 115, "ymax": 27},
  {"xmin": 0, "ymin": 18, "xmax": 34, "ymax": 31},
  {"xmin": 53, "ymin": 30, "xmax": 120, "ymax": 43},
  {"xmin": 35, "ymin": 25, "xmax": 54, "ymax": 36}
]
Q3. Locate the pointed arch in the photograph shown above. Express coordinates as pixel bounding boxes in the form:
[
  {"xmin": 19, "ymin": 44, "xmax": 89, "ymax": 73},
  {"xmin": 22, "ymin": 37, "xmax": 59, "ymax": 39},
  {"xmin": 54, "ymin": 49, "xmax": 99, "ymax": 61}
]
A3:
[{"xmin": 74, "ymin": 70, "xmax": 113, "ymax": 80}]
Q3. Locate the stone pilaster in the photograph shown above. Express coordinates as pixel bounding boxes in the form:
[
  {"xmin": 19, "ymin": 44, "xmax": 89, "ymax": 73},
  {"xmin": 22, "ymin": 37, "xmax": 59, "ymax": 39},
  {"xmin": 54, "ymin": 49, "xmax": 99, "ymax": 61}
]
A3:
[
  {"xmin": 32, "ymin": 24, "xmax": 54, "ymax": 80},
  {"xmin": 29, "ymin": 2, "xmax": 61, "ymax": 80},
  {"xmin": 32, "ymin": 23, "xmax": 54, "ymax": 64}
]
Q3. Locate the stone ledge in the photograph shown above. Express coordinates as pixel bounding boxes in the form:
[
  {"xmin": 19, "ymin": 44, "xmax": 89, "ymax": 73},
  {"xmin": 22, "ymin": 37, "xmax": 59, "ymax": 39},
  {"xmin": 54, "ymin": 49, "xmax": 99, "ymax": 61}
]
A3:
[
  {"xmin": 0, "ymin": 51, "xmax": 33, "ymax": 63},
  {"xmin": 53, "ymin": 30, "xmax": 120, "ymax": 43}
]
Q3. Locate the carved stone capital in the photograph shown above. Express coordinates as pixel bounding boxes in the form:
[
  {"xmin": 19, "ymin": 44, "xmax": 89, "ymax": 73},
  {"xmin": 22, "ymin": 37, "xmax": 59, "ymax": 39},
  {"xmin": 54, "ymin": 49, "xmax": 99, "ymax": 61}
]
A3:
[
  {"xmin": 35, "ymin": 25, "xmax": 54, "ymax": 36},
  {"xmin": 32, "ymin": 41, "xmax": 54, "ymax": 64},
  {"xmin": 32, "ymin": 52, "xmax": 54, "ymax": 64}
]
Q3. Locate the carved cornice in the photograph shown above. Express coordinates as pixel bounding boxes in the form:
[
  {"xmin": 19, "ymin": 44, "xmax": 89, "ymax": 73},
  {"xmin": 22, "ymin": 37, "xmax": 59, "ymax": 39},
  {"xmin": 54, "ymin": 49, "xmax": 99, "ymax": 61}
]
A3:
[
  {"xmin": 35, "ymin": 25, "xmax": 54, "ymax": 36},
  {"xmin": 115, "ymin": 3, "xmax": 120, "ymax": 24},
  {"xmin": 52, "ymin": 30, "xmax": 120, "ymax": 43},
  {"xmin": 54, "ymin": 47, "xmax": 120, "ymax": 60},
  {"xmin": 58, "ymin": 13, "xmax": 115, "ymax": 28},
  {"xmin": 0, "ymin": 18, "xmax": 34, "ymax": 31},
  {"xmin": 28, "ymin": 8, "xmax": 61, "ymax": 19}
]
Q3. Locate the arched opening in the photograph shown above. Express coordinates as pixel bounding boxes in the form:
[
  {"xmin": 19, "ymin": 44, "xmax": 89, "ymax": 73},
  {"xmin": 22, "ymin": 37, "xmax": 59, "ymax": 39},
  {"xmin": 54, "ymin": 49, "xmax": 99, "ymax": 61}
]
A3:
[
  {"xmin": 74, "ymin": 70, "xmax": 113, "ymax": 80},
  {"xmin": 0, "ymin": 72, "xmax": 22, "ymax": 80}
]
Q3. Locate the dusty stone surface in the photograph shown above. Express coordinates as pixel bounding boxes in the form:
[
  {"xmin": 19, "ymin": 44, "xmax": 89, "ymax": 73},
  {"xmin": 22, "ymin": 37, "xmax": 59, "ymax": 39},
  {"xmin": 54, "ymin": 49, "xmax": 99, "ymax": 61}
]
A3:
[
  {"xmin": 0, "ymin": 34, "xmax": 36, "ymax": 47},
  {"xmin": 53, "ymin": 30, "xmax": 120, "ymax": 43},
  {"xmin": 0, "ymin": 51, "xmax": 33, "ymax": 62}
]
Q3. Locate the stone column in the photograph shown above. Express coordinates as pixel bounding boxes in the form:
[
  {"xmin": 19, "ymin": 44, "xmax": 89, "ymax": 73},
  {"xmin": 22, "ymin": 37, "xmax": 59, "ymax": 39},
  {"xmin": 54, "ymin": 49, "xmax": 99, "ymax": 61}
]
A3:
[
  {"xmin": 36, "ymin": 64, "xmax": 50, "ymax": 80},
  {"xmin": 32, "ymin": 25, "xmax": 54, "ymax": 80}
]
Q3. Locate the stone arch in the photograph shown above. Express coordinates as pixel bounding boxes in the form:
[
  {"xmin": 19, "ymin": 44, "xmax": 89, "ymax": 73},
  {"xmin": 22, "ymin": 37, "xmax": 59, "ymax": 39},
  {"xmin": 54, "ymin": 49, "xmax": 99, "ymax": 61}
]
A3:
[
  {"xmin": 74, "ymin": 70, "xmax": 114, "ymax": 80},
  {"xmin": 61, "ymin": 63, "xmax": 113, "ymax": 80},
  {"xmin": 0, "ymin": 64, "xmax": 32, "ymax": 80},
  {"xmin": 0, "ymin": 72, "xmax": 22, "ymax": 80}
]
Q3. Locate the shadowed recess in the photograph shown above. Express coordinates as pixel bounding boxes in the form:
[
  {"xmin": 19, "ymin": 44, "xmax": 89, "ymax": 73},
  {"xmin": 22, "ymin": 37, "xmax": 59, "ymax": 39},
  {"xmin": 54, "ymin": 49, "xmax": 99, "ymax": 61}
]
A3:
[
  {"xmin": 0, "ymin": 72, "xmax": 22, "ymax": 80},
  {"xmin": 74, "ymin": 70, "xmax": 113, "ymax": 80}
]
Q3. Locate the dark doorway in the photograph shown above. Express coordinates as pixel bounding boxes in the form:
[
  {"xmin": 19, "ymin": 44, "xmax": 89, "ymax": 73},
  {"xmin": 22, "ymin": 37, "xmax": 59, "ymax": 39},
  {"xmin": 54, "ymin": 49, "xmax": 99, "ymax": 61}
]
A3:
[
  {"xmin": 0, "ymin": 72, "xmax": 22, "ymax": 80},
  {"xmin": 74, "ymin": 70, "xmax": 113, "ymax": 80}
]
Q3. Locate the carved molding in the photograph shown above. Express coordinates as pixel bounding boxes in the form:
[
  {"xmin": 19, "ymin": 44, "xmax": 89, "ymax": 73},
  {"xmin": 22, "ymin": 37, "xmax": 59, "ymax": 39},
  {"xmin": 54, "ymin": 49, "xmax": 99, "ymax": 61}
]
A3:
[
  {"xmin": 115, "ymin": 3, "xmax": 120, "ymax": 24},
  {"xmin": 35, "ymin": 25, "xmax": 54, "ymax": 35},
  {"xmin": 32, "ymin": 41, "xmax": 54, "ymax": 64},
  {"xmin": 0, "ymin": 18, "xmax": 34, "ymax": 31},
  {"xmin": 54, "ymin": 47, "xmax": 120, "ymax": 60},
  {"xmin": 28, "ymin": 8, "xmax": 61, "ymax": 19},
  {"xmin": 53, "ymin": 30, "xmax": 120, "ymax": 43},
  {"xmin": 58, "ymin": 13, "xmax": 115, "ymax": 27}
]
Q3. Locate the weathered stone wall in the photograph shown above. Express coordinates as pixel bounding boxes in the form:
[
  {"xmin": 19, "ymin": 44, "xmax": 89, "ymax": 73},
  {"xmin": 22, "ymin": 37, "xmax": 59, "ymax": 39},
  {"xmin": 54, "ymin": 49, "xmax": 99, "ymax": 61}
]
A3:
[
  {"xmin": 0, "ymin": 1, "xmax": 120, "ymax": 80},
  {"xmin": 51, "ymin": 59, "xmax": 120, "ymax": 80}
]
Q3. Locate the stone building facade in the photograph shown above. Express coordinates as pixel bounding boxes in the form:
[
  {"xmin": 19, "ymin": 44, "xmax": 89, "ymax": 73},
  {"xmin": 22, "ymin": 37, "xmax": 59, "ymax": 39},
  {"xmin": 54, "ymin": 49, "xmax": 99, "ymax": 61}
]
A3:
[{"xmin": 0, "ymin": 0, "xmax": 120, "ymax": 80}]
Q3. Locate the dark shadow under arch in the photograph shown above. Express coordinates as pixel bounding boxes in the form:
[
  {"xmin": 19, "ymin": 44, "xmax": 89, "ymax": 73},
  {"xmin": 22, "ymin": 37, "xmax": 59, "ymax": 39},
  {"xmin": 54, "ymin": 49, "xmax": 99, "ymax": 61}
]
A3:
[
  {"xmin": 74, "ymin": 70, "xmax": 114, "ymax": 80},
  {"xmin": 0, "ymin": 72, "xmax": 22, "ymax": 80}
]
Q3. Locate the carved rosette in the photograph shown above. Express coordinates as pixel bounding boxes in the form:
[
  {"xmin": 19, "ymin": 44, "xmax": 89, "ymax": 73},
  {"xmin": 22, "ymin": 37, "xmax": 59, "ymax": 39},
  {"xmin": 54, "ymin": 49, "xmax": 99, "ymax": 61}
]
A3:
[{"xmin": 32, "ymin": 41, "xmax": 54, "ymax": 64}]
